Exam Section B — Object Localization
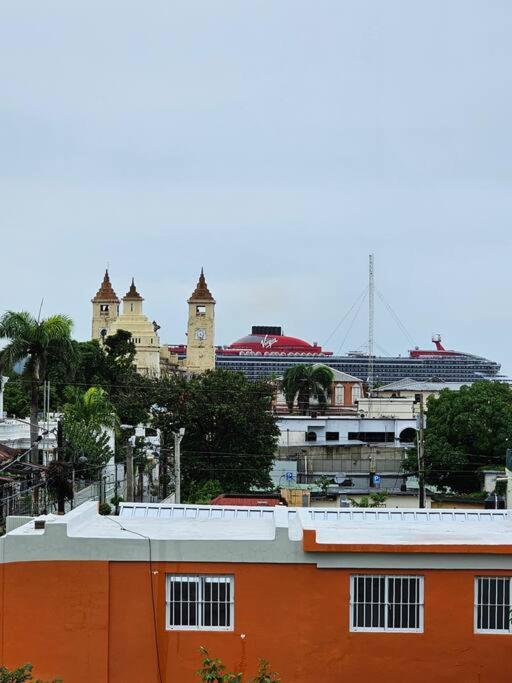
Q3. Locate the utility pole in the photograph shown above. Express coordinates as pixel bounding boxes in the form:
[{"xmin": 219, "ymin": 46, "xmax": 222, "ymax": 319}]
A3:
[
  {"xmin": 417, "ymin": 395, "xmax": 426, "ymax": 508},
  {"xmin": 126, "ymin": 440, "xmax": 134, "ymax": 502},
  {"xmin": 0, "ymin": 376, "xmax": 8, "ymax": 419},
  {"xmin": 174, "ymin": 429, "xmax": 185, "ymax": 504},
  {"xmin": 505, "ymin": 450, "xmax": 512, "ymax": 509},
  {"xmin": 368, "ymin": 253, "xmax": 375, "ymax": 394},
  {"xmin": 138, "ymin": 460, "xmax": 144, "ymax": 502},
  {"xmin": 369, "ymin": 451, "xmax": 376, "ymax": 488},
  {"xmin": 160, "ymin": 447, "xmax": 168, "ymax": 499}
]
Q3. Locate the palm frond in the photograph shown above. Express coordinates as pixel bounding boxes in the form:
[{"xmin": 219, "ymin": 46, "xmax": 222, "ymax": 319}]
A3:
[
  {"xmin": 0, "ymin": 311, "xmax": 36, "ymax": 341},
  {"xmin": 0, "ymin": 340, "xmax": 29, "ymax": 373},
  {"xmin": 42, "ymin": 315, "xmax": 73, "ymax": 341}
]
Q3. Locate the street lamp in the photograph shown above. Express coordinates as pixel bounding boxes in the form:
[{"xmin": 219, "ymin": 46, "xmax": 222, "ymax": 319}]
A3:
[
  {"xmin": 173, "ymin": 428, "xmax": 185, "ymax": 504},
  {"xmin": 120, "ymin": 424, "xmax": 135, "ymax": 502}
]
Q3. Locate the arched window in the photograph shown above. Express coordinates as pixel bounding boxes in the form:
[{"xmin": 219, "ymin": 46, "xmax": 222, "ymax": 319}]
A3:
[{"xmin": 399, "ymin": 428, "xmax": 417, "ymax": 444}]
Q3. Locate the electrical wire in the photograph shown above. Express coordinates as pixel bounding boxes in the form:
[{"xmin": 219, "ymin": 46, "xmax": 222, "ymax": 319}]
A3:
[
  {"xmin": 3, "ymin": 376, "xmax": 279, "ymax": 395},
  {"xmin": 106, "ymin": 516, "xmax": 163, "ymax": 683}
]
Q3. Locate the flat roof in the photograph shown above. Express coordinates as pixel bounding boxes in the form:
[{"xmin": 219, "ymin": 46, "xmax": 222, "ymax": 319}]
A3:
[
  {"xmin": 4, "ymin": 503, "xmax": 512, "ymax": 572},
  {"xmin": 6, "ymin": 502, "xmax": 512, "ymax": 547}
]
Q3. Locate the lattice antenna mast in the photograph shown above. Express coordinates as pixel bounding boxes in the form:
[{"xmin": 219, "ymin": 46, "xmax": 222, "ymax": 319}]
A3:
[{"xmin": 368, "ymin": 254, "xmax": 375, "ymax": 393}]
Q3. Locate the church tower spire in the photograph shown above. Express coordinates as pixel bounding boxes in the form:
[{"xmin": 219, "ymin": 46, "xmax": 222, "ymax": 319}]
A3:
[
  {"xmin": 91, "ymin": 269, "xmax": 120, "ymax": 341},
  {"xmin": 185, "ymin": 268, "xmax": 216, "ymax": 373}
]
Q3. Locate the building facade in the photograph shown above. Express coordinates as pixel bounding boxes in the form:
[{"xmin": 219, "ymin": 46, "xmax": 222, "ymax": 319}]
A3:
[
  {"xmin": 274, "ymin": 366, "xmax": 364, "ymax": 415},
  {"xmin": 91, "ymin": 269, "xmax": 120, "ymax": 341},
  {"xmin": 1, "ymin": 502, "xmax": 511, "ymax": 683},
  {"xmin": 184, "ymin": 269, "xmax": 216, "ymax": 374},
  {"xmin": 91, "ymin": 271, "xmax": 161, "ymax": 377},
  {"xmin": 277, "ymin": 414, "xmax": 418, "ymax": 448}
]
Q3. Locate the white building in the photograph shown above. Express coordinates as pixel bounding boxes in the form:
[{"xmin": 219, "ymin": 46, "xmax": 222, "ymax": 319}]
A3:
[{"xmin": 277, "ymin": 414, "xmax": 417, "ymax": 448}]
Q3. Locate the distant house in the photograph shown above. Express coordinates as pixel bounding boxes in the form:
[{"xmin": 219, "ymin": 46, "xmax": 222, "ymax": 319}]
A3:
[
  {"xmin": 373, "ymin": 377, "xmax": 470, "ymax": 403},
  {"xmin": 274, "ymin": 365, "xmax": 365, "ymax": 415}
]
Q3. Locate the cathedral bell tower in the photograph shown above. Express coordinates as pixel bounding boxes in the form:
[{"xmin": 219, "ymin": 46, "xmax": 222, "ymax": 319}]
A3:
[
  {"xmin": 91, "ymin": 270, "xmax": 120, "ymax": 342},
  {"xmin": 185, "ymin": 269, "xmax": 216, "ymax": 373}
]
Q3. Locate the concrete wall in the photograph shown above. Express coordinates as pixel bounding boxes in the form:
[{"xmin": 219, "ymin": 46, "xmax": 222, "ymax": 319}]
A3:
[
  {"xmin": 1, "ymin": 560, "xmax": 510, "ymax": 683},
  {"xmin": 356, "ymin": 397, "xmax": 416, "ymax": 419},
  {"xmin": 277, "ymin": 415, "xmax": 417, "ymax": 447},
  {"xmin": 276, "ymin": 444, "xmax": 407, "ymax": 476}
]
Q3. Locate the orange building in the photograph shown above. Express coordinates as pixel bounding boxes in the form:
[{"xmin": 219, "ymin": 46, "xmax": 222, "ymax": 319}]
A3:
[{"xmin": 1, "ymin": 503, "xmax": 512, "ymax": 683}]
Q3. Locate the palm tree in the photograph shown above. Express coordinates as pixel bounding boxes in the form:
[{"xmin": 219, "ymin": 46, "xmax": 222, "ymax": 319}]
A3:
[
  {"xmin": 62, "ymin": 387, "xmax": 119, "ymax": 476},
  {"xmin": 282, "ymin": 364, "xmax": 334, "ymax": 414},
  {"xmin": 64, "ymin": 386, "xmax": 118, "ymax": 431},
  {"xmin": 0, "ymin": 311, "xmax": 73, "ymax": 464}
]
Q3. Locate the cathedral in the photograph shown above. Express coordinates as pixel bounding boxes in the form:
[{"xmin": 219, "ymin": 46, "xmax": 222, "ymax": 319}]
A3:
[{"xmin": 91, "ymin": 269, "xmax": 216, "ymax": 376}]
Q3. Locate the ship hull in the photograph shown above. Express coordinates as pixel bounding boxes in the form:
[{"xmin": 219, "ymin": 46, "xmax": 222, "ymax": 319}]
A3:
[{"xmin": 214, "ymin": 352, "xmax": 501, "ymax": 384}]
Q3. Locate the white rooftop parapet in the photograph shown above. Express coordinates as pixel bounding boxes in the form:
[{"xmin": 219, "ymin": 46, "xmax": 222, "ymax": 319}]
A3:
[
  {"xmin": 304, "ymin": 508, "xmax": 512, "ymax": 524},
  {"xmin": 118, "ymin": 502, "xmax": 303, "ymax": 539}
]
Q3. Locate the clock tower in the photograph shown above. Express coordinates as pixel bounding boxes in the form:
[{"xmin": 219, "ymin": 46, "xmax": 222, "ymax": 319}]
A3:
[{"xmin": 185, "ymin": 268, "xmax": 216, "ymax": 373}]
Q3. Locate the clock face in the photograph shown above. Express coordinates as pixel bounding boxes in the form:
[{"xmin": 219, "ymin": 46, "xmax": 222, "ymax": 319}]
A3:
[{"xmin": 195, "ymin": 328, "xmax": 207, "ymax": 341}]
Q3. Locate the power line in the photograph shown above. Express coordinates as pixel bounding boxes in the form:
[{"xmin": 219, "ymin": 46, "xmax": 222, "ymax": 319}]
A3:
[{"xmin": 107, "ymin": 516, "xmax": 163, "ymax": 683}]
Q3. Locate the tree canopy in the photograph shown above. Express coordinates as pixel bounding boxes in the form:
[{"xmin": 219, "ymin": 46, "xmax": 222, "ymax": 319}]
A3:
[
  {"xmin": 62, "ymin": 387, "xmax": 118, "ymax": 477},
  {"xmin": 151, "ymin": 369, "xmax": 279, "ymax": 497},
  {"xmin": 282, "ymin": 364, "xmax": 334, "ymax": 412},
  {"xmin": 405, "ymin": 381, "xmax": 512, "ymax": 493},
  {"xmin": 0, "ymin": 311, "xmax": 74, "ymax": 463}
]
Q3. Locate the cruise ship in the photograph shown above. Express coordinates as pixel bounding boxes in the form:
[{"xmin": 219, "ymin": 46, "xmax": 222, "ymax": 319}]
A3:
[{"xmin": 170, "ymin": 328, "xmax": 502, "ymax": 384}]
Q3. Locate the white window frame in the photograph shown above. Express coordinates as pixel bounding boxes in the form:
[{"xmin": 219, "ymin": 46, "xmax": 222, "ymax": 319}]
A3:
[
  {"xmin": 350, "ymin": 575, "xmax": 424, "ymax": 633},
  {"xmin": 474, "ymin": 577, "xmax": 512, "ymax": 634},
  {"xmin": 166, "ymin": 575, "xmax": 234, "ymax": 632},
  {"xmin": 335, "ymin": 384, "xmax": 345, "ymax": 406}
]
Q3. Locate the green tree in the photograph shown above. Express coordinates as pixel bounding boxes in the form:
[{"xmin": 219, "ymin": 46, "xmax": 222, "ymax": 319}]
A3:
[
  {"xmin": 282, "ymin": 364, "xmax": 334, "ymax": 413},
  {"xmin": 101, "ymin": 331, "xmax": 153, "ymax": 428},
  {"xmin": 46, "ymin": 461, "xmax": 73, "ymax": 514},
  {"xmin": 103, "ymin": 329, "xmax": 137, "ymax": 372},
  {"xmin": 404, "ymin": 381, "xmax": 512, "ymax": 494},
  {"xmin": 2, "ymin": 376, "xmax": 30, "ymax": 418},
  {"xmin": 62, "ymin": 387, "xmax": 118, "ymax": 477},
  {"xmin": 315, "ymin": 475, "xmax": 332, "ymax": 496},
  {"xmin": 151, "ymin": 370, "xmax": 279, "ymax": 497},
  {"xmin": 185, "ymin": 479, "xmax": 223, "ymax": 504},
  {"xmin": 0, "ymin": 312, "xmax": 73, "ymax": 463},
  {"xmin": 350, "ymin": 491, "xmax": 389, "ymax": 508}
]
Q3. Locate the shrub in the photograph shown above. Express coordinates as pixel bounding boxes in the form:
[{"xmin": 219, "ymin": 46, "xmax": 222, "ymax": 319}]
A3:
[
  {"xmin": 0, "ymin": 663, "xmax": 62, "ymax": 683},
  {"xmin": 197, "ymin": 648, "xmax": 280, "ymax": 683},
  {"xmin": 98, "ymin": 503, "xmax": 112, "ymax": 516},
  {"xmin": 197, "ymin": 647, "xmax": 241, "ymax": 682},
  {"xmin": 249, "ymin": 660, "xmax": 281, "ymax": 683}
]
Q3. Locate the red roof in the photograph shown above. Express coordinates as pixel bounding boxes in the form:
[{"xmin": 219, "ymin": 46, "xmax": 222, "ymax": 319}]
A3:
[
  {"xmin": 92, "ymin": 270, "xmax": 120, "ymax": 303},
  {"xmin": 211, "ymin": 494, "xmax": 287, "ymax": 507},
  {"xmin": 123, "ymin": 278, "xmax": 143, "ymax": 301},
  {"xmin": 229, "ymin": 333, "xmax": 323, "ymax": 354},
  {"xmin": 189, "ymin": 268, "xmax": 215, "ymax": 302}
]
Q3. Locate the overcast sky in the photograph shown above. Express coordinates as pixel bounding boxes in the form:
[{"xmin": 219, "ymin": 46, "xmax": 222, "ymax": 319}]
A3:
[{"xmin": 1, "ymin": 2, "xmax": 511, "ymax": 371}]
